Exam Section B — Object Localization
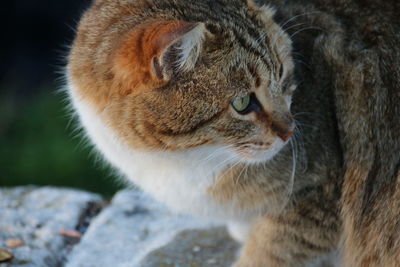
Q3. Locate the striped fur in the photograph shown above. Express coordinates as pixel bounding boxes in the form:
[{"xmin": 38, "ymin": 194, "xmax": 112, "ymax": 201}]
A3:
[
  {"xmin": 267, "ymin": 0, "xmax": 400, "ymax": 266},
  {"xmin": 67, "ymin": 0, "xmax": 399, "ymax": 266}
]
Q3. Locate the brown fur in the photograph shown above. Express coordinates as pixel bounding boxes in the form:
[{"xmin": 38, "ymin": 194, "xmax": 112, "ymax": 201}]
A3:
[
  {"xmin": 268, "ymin": 0, "xmax": 400, "ymax": 265},
  {"xmin": 68, "ymin": 0, "xmax": 400, "ymax": 266}
]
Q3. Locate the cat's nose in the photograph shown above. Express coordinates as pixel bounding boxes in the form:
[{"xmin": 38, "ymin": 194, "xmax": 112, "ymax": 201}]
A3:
[{"xmin": 272, "ymin": 114, "xmax": 295, "ymax": 142}]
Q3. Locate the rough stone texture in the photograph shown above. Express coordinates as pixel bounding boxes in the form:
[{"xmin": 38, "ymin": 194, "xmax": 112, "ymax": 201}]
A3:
[
  {"xmin": 140, "ymin": 228, "xmax": 239, "ymax": 267},
  {"xmin": 66, "ymin": 190, "xmax": 237, "ymax": 267},
  {"xmin": 0, "ymin": 186, "xmax": 103, "ymax": 267}
]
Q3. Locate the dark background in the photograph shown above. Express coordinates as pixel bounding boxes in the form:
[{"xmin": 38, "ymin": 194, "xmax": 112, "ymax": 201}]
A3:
[{"xmin": 1, "ymin": 0, "xmax": 122, "ymax": 196}]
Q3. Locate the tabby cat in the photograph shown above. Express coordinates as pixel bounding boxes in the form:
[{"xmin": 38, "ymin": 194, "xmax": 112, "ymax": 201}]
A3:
[{"xmin": 67, "ymin": 0, "xmax": 400, "ymax": 266}]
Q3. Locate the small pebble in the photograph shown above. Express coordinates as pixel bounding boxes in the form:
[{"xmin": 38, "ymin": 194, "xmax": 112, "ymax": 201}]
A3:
[
  {"xmin": 59, "ymin": 229, "xmax": 81, "ymax": 239},
  {"xmin": 0, "ymin": 249, "xmax": 13, "ymax": 263},
  {"xmin": 6, "ymin": 238, "xmax": 24, "ymax": 249},
  {"xmin": 207, "ymin": 258, "xmax": 217, "ymax": 264},
  {"xmin": 192, "ymin": 246, "xmax": 201, "ymax": 252}
]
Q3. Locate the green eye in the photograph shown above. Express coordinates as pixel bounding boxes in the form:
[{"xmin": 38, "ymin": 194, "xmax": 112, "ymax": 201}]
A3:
[
  {"xmin": 231, "ymin": 95, "xmax": 251, "ymax": 113},
  {"xmin": 231, "ymin": 93, "xmax": 262, "ymax": 115}
]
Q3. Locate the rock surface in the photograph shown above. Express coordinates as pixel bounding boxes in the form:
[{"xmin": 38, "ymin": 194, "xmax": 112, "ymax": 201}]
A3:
[
  {"xmin": 66, "ymin": 190, "xmax": 238, "ymax": 267},
  {"xmin": 0, "ymin": 186, "xmax": 103, "ymax": 267},
  {"xmin": 140, "ymin": 228, "xmax": 239, "ymax": 267},
  {"xmin": 0, "ymin": 187, "xmax": 238, "ymax": 267}
]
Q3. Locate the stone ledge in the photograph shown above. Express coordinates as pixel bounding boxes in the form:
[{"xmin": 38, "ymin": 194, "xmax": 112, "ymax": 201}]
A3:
[
  {"xmin": 65, "ymin": 190, "xmax": 238, "ymax": 267},
  {"xmin": 0, "ymin": 187, "xmax": 238, "ymax": 267}
]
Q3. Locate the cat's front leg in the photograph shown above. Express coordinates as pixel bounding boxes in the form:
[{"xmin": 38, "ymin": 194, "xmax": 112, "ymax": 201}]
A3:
[
  {"xmin": 232, "ymin": 197, "xmax": 340, "ymax": 267},
  {"xmin": 232, "ymin": 215, "xmax": 300, "ymax": 267}
]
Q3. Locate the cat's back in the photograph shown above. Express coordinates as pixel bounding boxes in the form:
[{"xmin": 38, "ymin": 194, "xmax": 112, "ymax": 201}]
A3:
[
  {"xmin": 331, "ymin": 9, "xmax": 400, "ymax": 267},
  {"xmin": 268, "ymin": 0, "xmax": 400, "ymax": 264},
  {"xmin": 298, "ymin": 1, "xmax": 400, "ymax": 265}
]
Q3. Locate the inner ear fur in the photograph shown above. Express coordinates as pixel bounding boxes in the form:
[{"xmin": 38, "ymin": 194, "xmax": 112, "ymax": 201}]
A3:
[{"xmin": 113, "ymin": 20, "xmax": 206, "ymax": 90}]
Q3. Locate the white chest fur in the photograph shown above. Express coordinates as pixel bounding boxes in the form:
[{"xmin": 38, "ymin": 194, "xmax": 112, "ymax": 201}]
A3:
[{"xmin": 68, "ymin": 84, "xmax": 261, "ymax": 222}]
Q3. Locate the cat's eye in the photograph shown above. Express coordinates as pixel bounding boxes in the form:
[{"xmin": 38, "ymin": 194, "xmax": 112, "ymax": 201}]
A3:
[
  {"xmin": 231, "ymin": 93, "xmax": 261, "ymax": 115},
  {"xmin": 231, "ymin": 95, "xmax": 251, "ymax": 113}
]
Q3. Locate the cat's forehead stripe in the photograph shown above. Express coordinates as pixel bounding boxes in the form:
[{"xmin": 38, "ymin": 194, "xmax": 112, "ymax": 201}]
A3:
[
  {"xmin": 247, "ymin": 63, "xmax": 262, "ymax": 88},
  {"xmin": 159, "ymin": 1, "xmax": 276, "ymax": 69}
]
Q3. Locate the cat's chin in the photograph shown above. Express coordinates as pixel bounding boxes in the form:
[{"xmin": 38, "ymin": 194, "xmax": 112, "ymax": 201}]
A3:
[{"xmin": 233, "ymin": 138, "xmax": 287, "ymax": 165}]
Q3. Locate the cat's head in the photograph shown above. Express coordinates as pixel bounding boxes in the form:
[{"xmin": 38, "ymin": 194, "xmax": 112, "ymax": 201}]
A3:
[{"xmin": 68, "ymin": 0, "xmax": 296, "ymax": 164}]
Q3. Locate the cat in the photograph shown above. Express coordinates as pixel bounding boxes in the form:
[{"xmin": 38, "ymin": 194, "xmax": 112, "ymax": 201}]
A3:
[{"xmin": 66, "ymin": 0, "xmax": 399, "ymax": 266}]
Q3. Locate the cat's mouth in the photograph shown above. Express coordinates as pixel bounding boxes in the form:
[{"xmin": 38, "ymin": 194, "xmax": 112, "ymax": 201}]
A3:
[{"xmin": 233, "ymin": 139, "xmax": 287, "ymax": 164}]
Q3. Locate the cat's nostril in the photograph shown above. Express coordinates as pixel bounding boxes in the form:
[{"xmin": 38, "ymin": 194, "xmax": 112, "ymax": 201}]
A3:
[{"xmin": 278, "ymin": 130, "xmax": 293, "ymax": 142}]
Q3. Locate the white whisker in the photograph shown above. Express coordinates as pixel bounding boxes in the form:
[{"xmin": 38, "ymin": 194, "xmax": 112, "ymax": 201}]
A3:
[
  {"xmin": 279, "ymin": 139, "xmax": 297, "ymax": 212},
  {"xmin": 204, "ymin": 153, "xmax": 238, "ymax": 179},
  {"xmin": 289, "ymin": 26, "xmax": 324, "ymax": 40},
  {"xmin": 280, "ymin": 11, "xmax": 322, "ymax": 31},
  {"xmin": 201, "ymin": 145, "xmax": 232, "ymax": 163},
  {"xmin": 235, "ymin": 163, "xmax": 249, "ymax": 186},
  {"xmin": 293, "ymin": 124, "xmax": 308, "ymax": 173}
]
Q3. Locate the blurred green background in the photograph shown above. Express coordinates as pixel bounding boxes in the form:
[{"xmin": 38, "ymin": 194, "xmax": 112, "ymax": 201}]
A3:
[{"xmin": 1, "ymin": 0, "xmax": 123, "ymax": 196}]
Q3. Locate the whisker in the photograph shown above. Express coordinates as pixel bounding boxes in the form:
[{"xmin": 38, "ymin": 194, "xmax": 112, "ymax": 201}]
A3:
[
  {"xmin": 283, "ymin": 22, "xmax": 309, "ymax": 34},
  {"xmin": 272, "ymin": 22, "xmax": 308, "ymax": 49},
  {"xmin": 289, "ymin": 26, "xmax": 324, "ymax": 40},
  {"xmin": 294, "ymin": 111, "xmax": 324, "ymax": 120},
  {"xmin": 293, "ymin": 124, "xmax": 308, "ymax": 172},
  {"xmin": 293, "ymin": 58, "xmax": 311, "ymax": 69},
  {"xmin": 291, "ymin": 51, "xmax": 307, "ymax": 59},
  {"xmin": 275, "ymin": 11, "xmax": 323, "ymax": 57},
  {"xmin": 254, "ymin": 31, "xmax": 270, "ymax": 47},
  {"xmin": 234, "ymin": 163, "xmax": 249, "ymax": 186},
  {"xmin": 201, "ymin": 145, "xmax": 232, "ymax": 163},
  {"xmin": 279, "ymin": 139, "xmax": 297, "ymax": 211},
  {"xmin": 280, "ymin": 11, "xmax": 323, "ymax": 31},
  {"xmin": 294, "ymin": 121, "xmax": 317, "ymax": 130},
  {"xmin": 204, "ymin": 153, "xmax": 238, "ymax": 178}
]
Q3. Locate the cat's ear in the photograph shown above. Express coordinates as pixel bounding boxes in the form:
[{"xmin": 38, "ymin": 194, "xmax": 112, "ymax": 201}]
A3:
[
  {"xmin": 153, "ymin": 21, "xmax": 206, "ymax": 79},
  {"xmin": 245, "ymin": 0, "xmax": 276, "ymax": 19},
  {"xmin": 114, "ymin": 21, "xmax": 205, "ymax": 87}
]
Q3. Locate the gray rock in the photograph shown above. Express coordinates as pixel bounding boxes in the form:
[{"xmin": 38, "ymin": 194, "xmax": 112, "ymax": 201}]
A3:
[
  {"xmin": 66, "ymin": 190, "xmax": 237, "ymax": 267},
  {"xmin": 140, "ymin": 227, "xmax": 239, "ymax": 267},
  {"xmin": 0, "ymin": 186, "xmax": 103, "ymax": 267}
]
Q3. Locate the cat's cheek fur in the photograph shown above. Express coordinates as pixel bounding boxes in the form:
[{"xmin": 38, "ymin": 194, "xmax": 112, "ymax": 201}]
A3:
[{"xmin": 68, "ymin": 81, "xmax": 267, "ymax": 222}]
